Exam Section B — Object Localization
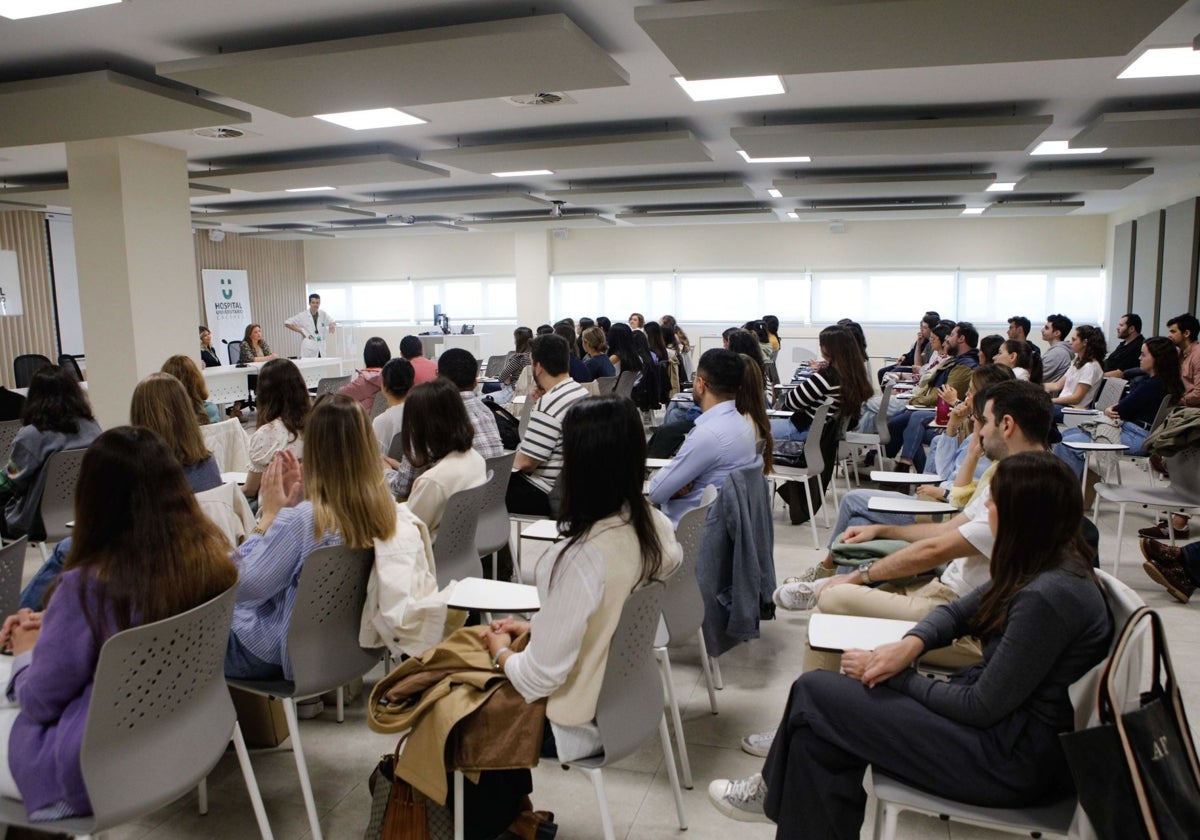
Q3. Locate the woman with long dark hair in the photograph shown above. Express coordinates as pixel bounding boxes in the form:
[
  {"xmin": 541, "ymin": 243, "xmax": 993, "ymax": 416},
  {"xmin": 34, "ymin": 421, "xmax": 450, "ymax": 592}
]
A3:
[
  {"xmin": 995, "ymin": 339, "xmax": 1041, "ymax": 383},
  {"xmin": 490, "ymin": 326, "xmax": 534, "ymax": 403},
  {"xmin": 606, "ymin": 322, "xmax": 641, "ymax": 375},
  {"xmin": 483, "ymin": 395, "xmax": 681, "ymax": 760},
  {"xmin": 338, "ymin": 335, "xmax": 391, "ymax": 411},
  {"xmin": 0, "ymin": 366, "xmax": 101, "ymax": 540},
  {"xmin": 243, "ymin": 358, "xmax": 310, "ymax": 498},
  {"xmin": 709, "ymin": 451, "xmax": 1112, "ymax": 835},
  {"xmin": 771, "ymin": 325, "xmax": 873, "ymax": 443},
  {"xmin": 0, "ymin": 427, "xmax": 237, "ymax": 819},
  {"xmin": 1046, "ymin": 325, "xmax": 1107, "ymax": 419}
]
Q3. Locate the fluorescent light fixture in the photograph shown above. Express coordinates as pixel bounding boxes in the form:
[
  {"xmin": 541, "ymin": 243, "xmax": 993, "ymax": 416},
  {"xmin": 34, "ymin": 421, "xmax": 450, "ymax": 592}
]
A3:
[
  {"xmin": 1119, "ymin": 46, "xmax": 1200, "ymax": 79},
  {"xmin": 674, "ymin": 74, "xmax": 785, "ymax": 102},
  {"xmin": 737, "ymin": 150, "xmax": 811, "ymax": 164},
  {"xmin": 285, "ymin": 186, "xmax": 336, "ymax": 193},
  {"xmin": 0, "ymin": 0, "xmax": 120, "ymax": 18},
  {"xmin": 766, "ymin": 188, "xmax": 783, "ymax": 198},
  {"xmin": 1030, "ymin": 140, "xmax": 1107, "ymax": 156},
  {"xmin": 314, "ymin": 108, "xmax": 426, "ymax": 130},
  {"xmin": 986, "ymin": 181, "xmax": 1016, "ymax": 192},
  {"xmin": 491, "ymin": 169, "xmax": 554, "ymax": 178},
  {"xmin": 786, "ymin": 211, "xmax": 799, "ymax": 219},
  {"xmin": 961, "ymin": 207, "xmax": 987, "ymax": 215}
]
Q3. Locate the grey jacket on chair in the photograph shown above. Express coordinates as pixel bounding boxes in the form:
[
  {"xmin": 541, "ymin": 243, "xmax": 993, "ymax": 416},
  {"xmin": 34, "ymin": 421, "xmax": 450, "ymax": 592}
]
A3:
[{"xmin": 697, "ymin": 464, "xmax": 776, "ymax": 656}]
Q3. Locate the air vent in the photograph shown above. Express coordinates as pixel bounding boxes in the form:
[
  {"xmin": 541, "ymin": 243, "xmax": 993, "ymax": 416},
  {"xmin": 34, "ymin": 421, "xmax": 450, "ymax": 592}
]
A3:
[
  {"xmin": 505, "ymin": 92, "xmax": 576, "ymax": 107},
  {"xmin": 193, "ymin": 126, "xmax": 246, "ymax": 140}
]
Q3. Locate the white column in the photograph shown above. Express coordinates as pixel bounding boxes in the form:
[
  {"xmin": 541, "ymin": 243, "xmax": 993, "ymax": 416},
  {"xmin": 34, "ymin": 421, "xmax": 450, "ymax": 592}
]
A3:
[
  {"xmin": 65, "ymin": 137, "xmax": 199, "ymax": 427},
  {"xmin": 514, "ymin": 229, "xmax": 550, "ymax": 327}
]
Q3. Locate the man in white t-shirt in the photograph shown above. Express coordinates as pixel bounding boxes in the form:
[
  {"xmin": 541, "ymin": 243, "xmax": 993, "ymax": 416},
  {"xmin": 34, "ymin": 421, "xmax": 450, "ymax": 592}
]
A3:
[
  {"xmin": 284, "ymin": 293, "xmax": 336, "ymax": 358},
  {"xmin": 775, "ymin": 380, "xmax": 1054, "ymax": 672}
]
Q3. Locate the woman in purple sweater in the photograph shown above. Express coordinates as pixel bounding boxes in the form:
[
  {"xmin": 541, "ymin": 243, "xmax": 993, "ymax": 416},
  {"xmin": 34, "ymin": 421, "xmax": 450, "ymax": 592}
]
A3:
[{"xmin": 0, "ymin": 427, "xmax": 238, "ymax": 820}]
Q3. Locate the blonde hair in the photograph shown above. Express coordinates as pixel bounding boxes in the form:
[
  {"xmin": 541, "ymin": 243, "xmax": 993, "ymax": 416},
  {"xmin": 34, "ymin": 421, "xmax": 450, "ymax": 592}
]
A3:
[
  {"xmin": 160, "ymin": 354, "xmax": 211, "ymax": 426},
  {"xmin": 130, "ymin": 372, "xmax": 213, "ymax": 467},
  {"xmin": 304, "ymin": 395, "xmax": 397, "ymax": 548}
]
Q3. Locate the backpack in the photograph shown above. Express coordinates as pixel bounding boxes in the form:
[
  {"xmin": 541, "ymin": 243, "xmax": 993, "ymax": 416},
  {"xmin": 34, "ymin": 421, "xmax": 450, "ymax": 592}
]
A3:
[{"xmin": 482, "ymin": 399, "xmax": 521, "ymax": 450}]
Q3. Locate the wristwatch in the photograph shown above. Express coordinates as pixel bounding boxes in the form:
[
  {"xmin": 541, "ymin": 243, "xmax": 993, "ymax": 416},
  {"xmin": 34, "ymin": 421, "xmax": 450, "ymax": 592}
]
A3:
[{"xmin": 859, "ymin": 562, "xmax": 874, "ymax": 584}]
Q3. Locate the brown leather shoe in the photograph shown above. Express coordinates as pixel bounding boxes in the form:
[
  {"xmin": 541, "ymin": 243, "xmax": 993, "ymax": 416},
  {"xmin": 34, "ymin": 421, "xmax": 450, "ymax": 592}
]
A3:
[
  {"xmin": 1138, "ymin": 520, "xmax": 1191, "ymax": 540},
  {"xmin": 1141, "ymin": 537, "xmax": 1184, "ymax": 567},
  {"xmin": 1141, "ymin": 543, "xmax": 1195, "ymax": 604}
]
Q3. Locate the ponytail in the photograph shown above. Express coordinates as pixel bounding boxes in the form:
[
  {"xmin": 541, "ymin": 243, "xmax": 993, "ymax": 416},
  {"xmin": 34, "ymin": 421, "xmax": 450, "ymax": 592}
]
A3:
[{"xmin": 734, "ymin": 353, "xmax": 774, "ymax": 474}]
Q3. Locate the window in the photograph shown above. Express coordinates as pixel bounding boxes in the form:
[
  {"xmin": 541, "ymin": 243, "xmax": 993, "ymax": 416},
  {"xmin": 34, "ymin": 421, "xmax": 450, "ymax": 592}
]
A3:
[
  {"xmin": 812, "ymin": 273, "xmax": 955, "ymax": 324},
  {"xmin": 309, "ymin": 277, "xmax": 516, "ymax": 323}
]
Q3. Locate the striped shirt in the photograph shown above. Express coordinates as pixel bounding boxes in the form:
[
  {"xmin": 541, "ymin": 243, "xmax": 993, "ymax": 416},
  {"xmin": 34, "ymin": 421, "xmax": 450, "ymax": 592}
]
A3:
[
  {"xmin": 782, "ymin": 366, "xmax": 841, "ymax": 430},
  {"xmin": 499, "ymin": 352, "xmax": 530, "ymax": 385},
  {"xmin": 519, "ymin": 378, "xmax": 590, "ymax": 493}
]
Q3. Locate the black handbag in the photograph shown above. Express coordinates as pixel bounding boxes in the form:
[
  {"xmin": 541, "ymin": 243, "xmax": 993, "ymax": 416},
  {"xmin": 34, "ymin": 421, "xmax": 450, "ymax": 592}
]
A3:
[{"xmin": 1060, "ymin": 607, "xmax": 1200, "ymax": 839}]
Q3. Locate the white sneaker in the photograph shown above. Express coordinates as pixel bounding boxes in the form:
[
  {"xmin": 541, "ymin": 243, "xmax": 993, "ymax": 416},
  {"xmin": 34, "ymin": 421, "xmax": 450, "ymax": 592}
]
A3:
[
  {"xmin": 773, "ymin": 579, "xmax": 820, "ymax": 611},
  {"xmin": 708, "ymin": 773, "xmax": 771, "ymax": 823},
  {"xmin": 787, "ymin": 564, "xmax": 835, "ymax": 585},
  {"xmin": 740, "ymin": 729, "xmax": 776, "ymax": 758}
]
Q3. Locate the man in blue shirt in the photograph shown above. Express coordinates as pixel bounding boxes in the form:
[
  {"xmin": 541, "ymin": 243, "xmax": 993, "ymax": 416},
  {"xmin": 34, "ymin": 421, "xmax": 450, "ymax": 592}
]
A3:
[{"xmin": 648, "ymin": 349, "xmax": 761, "ymax": 525}]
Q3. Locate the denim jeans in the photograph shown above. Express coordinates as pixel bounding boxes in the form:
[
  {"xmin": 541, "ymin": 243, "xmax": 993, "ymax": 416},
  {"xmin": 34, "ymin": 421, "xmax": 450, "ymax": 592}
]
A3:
[
  {"xmin": 19, "ymin": 537, "xmax": 70, "ymax": 610},
  {"xmin": 1054, "ymin": 422, "xmax": 1150, "ymax": 478},
  {"xmin": 771, "ymin": 417, "xmax": 809, "ymax": 444}
]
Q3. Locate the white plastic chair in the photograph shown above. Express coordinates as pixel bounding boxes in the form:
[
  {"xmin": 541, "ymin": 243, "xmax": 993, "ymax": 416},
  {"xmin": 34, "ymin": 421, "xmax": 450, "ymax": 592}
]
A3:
[
  {"xmin": 32, "ymin": 447, "xmax": 86, "ymax": 561},
  {"xmin": 432, "ymin": 476, "xmax": 491, "ymax": 589},
  {"xmin": 0, "ymin": 419, "xmax": 20, "ymax": 459},
  {"xmin": 769, "ymin": 403, "xmax": 831, "ymax": 548},
  {"xmin": 477, "ymin": 452, "xmax": 517, "ymax": 580},
  {"xmin": 1091, "ymin": 375, "xmax": 1127, "ymax": 411},
  {"xmin": 841, "ymin": 380, "xmax": 894, "ymax": 485},
  {"xmin": 0, "ymin": 535, "xmax": 27, "ymax": 615}
]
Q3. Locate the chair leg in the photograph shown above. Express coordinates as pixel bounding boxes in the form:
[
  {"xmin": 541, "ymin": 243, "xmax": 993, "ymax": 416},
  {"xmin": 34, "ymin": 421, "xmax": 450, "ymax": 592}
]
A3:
[
  {"xmin": 697, "ymin": 631, "xmax": 719, "ymax": 714},
  {"xmin": 198, "ymin": 777, "xmax": 208, "ymax": 815},
  {"xmin": 820, "ymin": 478, "xmax": 832, "ymax": 528},
  {"xmin": 658, "ymin": 715, "xmax": 688, "ymax": 830},
  {"xmin": 803, "ymin": 479, "xmax": 819, "ymax": 549},
  {"xmin": 336, "ymin": 686, "xmax": 344, "ymax": 723},
  {"xmin": 710, "ymin": 654, "xmax": 724, "ymax": 690},
  {"xmin": 656, "ymin": 649, "xmax": 692, "ymax": 789},
  {"xmin": 1113, "ymin": 504, "xmax": 1126, "ymax": 577},
  {"xmin": 580, "ymin": 767, "xmax": 616, "ymax": 840},
  {"xmin": 281, "ymin": 698, "xmax": 323, "ymax": 840},
  {"xmin": 38, "ymin": 542, "xmax": 48, "ymax": 563},
  {"xmin": 232, "ymin": 722, "xmax": 276, "ymax": 840},
  {"xmin": 454, "ymin": 769, "xmax": 465, "ymax": 840},
  {"xmin": 873, "ymin": 800, "xmax": 900, "ymax": 840}
]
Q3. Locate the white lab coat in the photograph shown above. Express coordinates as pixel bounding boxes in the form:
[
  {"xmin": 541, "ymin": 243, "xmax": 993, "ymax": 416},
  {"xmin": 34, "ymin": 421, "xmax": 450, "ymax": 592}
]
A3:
[{"xmin": 287, "ymin": 307, "xmax": 335, "ymax": 357}]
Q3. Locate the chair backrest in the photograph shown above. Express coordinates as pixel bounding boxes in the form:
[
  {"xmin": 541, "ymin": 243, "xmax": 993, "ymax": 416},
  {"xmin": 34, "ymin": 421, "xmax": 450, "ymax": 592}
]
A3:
[
  {"xmin": 792, "ymin": 346, "xmax": 816, "ymax": 364},
  {"xmin": 477, "ymin": 453, "xmax": 517, "ymax": 557},
  {"xmin": 484, "ymin": 355, "xmax": 507, "ymax": 378},
  {"xmin": 0, "ymin": 419, "xmax": 20, "ymax": 457},
  {"xmin": 594, "ymin": 375, "xmax": 617, "ymax": 395},
  {"xmin": 1164, "ymin": 446, "xmax": 1200, "ymax": 502},
  {"xmin": 592, "ymin": 581, "xmax": 666, "ymax": 764},
  {"xmin": 369, "ymin": 390, "xmax": 389, "ymax": 420},
  {"xmin": 1092, "ymin": 376, "xmax": 1126, "ymax": 411},
  {"xmin": 80, "ymin": 585, "xmax": 238, "ymax": 829},
  {"xmin": 0, "ymin": 536, "xmax": 27, "ymax": 615},
  {"xmin": 764, "ymin": 361, "xmax": 781, "ymax": 387},
  {"xmin": 315, "ymin": 375, "xmax": 351, "ymax": 396},
  {"xmin": 199, "ymin": 417, "xmax": 250, "ymax": 473},
  {"xmin": 38, "ymin": 447, "xmax": 87, "ymax": 544},
  {"xmin": 1148, "ymin": 395, "xmax": 1176, "ymax": 434},
  {"xmin": 875, "ymin": 380, "xmax": 895, "ymax": 443},
  {"xmin": 57, "ymin": 354, "xmax": 84, "ymax": 382},
  {"xmin": 286, "ymin": 544, "xmax": 378, "ymax": 697},
  {"xmin": 224, "ymin": 340, "xmax": 240, "ymax": 365},
  {"xmin": 802, "ymin": 403, "xmax": 830, "ymax": 476},
  {"xmin": 13, "ymin": 354, "xmax": 53, "ymax": 389},
  {"xmin": 517, "ymin": 395, "xmax": 536, "ymax": 439},
  {"xmin": 661, "ymin": 492, "xmax": 718, "ymax": 644},
  {"xmin": 613, "ymin": 370, "xmax": 637, "ymax": 400},
  {"xmin": 432, "ymin": 477, "xmax": 492, "ymax": 589},
  {"xmin": 1069, "ymin": 570, "xmax": 1147, "ymax": 732}
]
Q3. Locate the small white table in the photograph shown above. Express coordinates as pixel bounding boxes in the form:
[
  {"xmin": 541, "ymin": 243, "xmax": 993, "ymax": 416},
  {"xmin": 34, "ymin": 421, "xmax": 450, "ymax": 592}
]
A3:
[
  {"xmin": 520, "ymin": 519, "xmax": 564, "ymax": 542},
  {"xmin": 1061, "ymin": 440, "xmax": 1128, "ymax": 493},
  {"xmin": 870, "ymin": 471, "xmax": 942, "ymax": 486},
  {"xmin": 446, "ymin": 578, "xmax": 540, "ymax": 613},
  {"xmin": 645, "ymin": 458, "xmax": 673, "ymax": 470},
  {"xmin": 1061, "ymin": 407, "xmax": 1101, "ymax": 429},
  {"xmin": 808, "ymin": 613, "xmax": 916, "ymax": 652},
  {"xmin": 767, "ymin": 409, "xmax": 793, "ymax": 418},
  {"xmin": 868, "ymin": 496, "xmax": 958, "ymax": 521}
]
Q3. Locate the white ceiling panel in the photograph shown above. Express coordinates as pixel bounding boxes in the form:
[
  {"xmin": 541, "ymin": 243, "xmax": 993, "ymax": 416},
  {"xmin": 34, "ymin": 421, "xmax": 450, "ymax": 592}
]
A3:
[
  {"xmin": 772, "ymin": 172, "xmax": 996, "ymax": 199},
  {"xmin": 330, "ymin": 221, "xmax": 469, "ymax": 237},
  {"xmin": 0, "ymin": 180, "xmax": 229, "ymax": 207},
  {"xmin": 0, "ymin": 71, "xmax": 250, "ymax": 149},
  {"xmin": 984, "ymin": 201, "xmax": 1085, "ymax": 216},
  {"xmin": 197, "ymin": 202, "xmax": 377, "ymax": 226},
  {"xmin": 1071, "ymin": 110, "xmax": 1200, "ymax": 149},
  {"xmin": 157, "ymin": 14, "xmax": 628, "ymax": 117},
  {"xmin": 189, "ymin": 153, "xmax": 446, "ymax": 192},
  {"xmin": 1015, "ymin": 167, "xmax": 1154, "ymax": 191},
  {"xmin": 350, "ymin": 190, "xmax": 551, "ymax": 215},
  {"xmin": 241, "ymin": 229, "xmax": 336, "ymax": 240},
  {"xmin": 461, "ymin": 212, "xmax": 615, "ymax": 231},
  {"xmin": 790, "ymin": 202, "xmax": 967, "ymax": 221},
  {"xmin": 545, "ymin": 181, "xmax": 752, "ymax": 206},
  {"xmin": 635, "ymin": 0, "xmax": 1187, "ymax": 77},
  {"xmin": 423, "ymin": 131, "xmax": 711, "ymax": 174},
  {"xmin": 733, "ymin": 116, "xmax": 1053, "ymax": 159},
  {"xmin": 616, "ymin": 207, "xmax": 777, "ymax": 225}
]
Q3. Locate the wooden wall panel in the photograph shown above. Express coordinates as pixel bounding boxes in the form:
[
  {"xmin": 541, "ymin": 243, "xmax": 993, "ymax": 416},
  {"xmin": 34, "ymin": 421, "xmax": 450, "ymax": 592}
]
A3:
[
  {"xmin": 193, "ymin": 232, "xmax": 307, "ymax": 359},
  {"xmin": 0, "ymin": 211, "xmax": 58, "ymax": 386}
]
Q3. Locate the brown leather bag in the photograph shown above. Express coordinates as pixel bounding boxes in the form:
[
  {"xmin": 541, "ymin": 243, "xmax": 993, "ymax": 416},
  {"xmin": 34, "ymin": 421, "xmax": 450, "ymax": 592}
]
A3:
[{"xmin": 374, "ymin": 739, "xmax": 430, "ymax": 840}]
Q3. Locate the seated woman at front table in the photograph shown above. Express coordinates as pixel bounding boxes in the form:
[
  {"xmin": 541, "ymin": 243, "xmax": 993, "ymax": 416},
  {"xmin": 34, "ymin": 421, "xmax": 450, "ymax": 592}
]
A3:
[
  {"xmin": 0, "ymin": 366, "xmax": 101, "ymax": 541},
  {"xmin": 1045, "ymin": 325, "xmax": 1106, "ymax": 422},
  {"xmin": 481, "ymin": 395, "xmax": 681, "ymax": 762},
  {"xmin": 243, "ymin": 359, "xmax": 309, "ymax": 499},
  {"xmin": 338, "ymin": 335, "xmax": 391, "ymax": 412},
  {"xmin": 226, "ymin": 395, "xmax": 399, "ymax": 681},
  {"xmin": 708, "ymin": 451, "xmax": 1112, "ymax": 835},
  {"xmin": 770, "ymin": 325, "xmax": 872, "ymax": 444},
  {"xmin": 199, "ymin": 325, "xmax": 222, "ymax": 368},
  {"xmin": 238, "ymin": 323, "xmax": 278, "ymax": 364},
  {"xmin": 0, "ymin": 426, "xmax": 237, "ymax": 821},
  {"xmin": 1054, "ymin": 336, "xmax": 1183, "ymax": 478},
  {"xmin": 162, "ymin": 353, "xmax": 219, "ymax": 424},
  {"xmin": 397, "ymin": 379, "xmax": 486, "ymax": 540}
]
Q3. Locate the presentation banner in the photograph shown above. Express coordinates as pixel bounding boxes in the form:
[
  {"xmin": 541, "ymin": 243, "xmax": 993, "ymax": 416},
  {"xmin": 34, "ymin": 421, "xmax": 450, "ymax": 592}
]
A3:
[
  {"xmin": 0, "ymin": 250, "xmax": 22, "ymax": 316},
  {"xmin": 202, "ymin": 269, "xmax": 252, "ymax": 357}
]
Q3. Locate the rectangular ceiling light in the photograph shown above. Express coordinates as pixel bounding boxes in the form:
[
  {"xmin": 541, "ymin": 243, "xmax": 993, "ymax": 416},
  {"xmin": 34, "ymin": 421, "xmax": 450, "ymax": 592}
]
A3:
[
  {"xmin": 986, "ymin": 181, "xmax": 1016, "ymax": 192},
  {"xmin": 315, "ymin": 108, "xmax": 426, "ymax": 130},
  {"xmin": 737, "ymin": 150, "xmax": 811, "ymax": 163},
  {"xmin": 285, "ymin": 186, "xmax": 336, "ymax": 193},
  {"xmin": 0, "ymin": 0, "xmax": 120, "ymax": 19},
  {"xmin": 961, "ymin": 207, "xmax": 987, "ymax": 215},
  {"xmin": 1030, "ymin": 140, "xmax": 1107, "ymax": 155},
  {"xmin": 493, "ymin": 169, "xmax": 553, "ymax": 178},
  {"xmin": 766, "ymin": 188, "xmax": 782, "ymax": 198},
  {"xmin": 674, "ymin": 74, "xmax": 784, "ymax": 102},
  {"xmin": 1119, "ymin": 46, "xmax": 1200, "ymax": 79}
]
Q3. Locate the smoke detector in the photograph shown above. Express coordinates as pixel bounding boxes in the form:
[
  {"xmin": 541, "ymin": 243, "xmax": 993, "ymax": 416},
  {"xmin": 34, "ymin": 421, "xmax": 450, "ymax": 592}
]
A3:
[
  {"xmin": 193, "ymin": 126, "xmax": 246, "ymax": 140},
  {"xmin": 505, "ymin": 92, "xmax": 576, "ymax": 107}
]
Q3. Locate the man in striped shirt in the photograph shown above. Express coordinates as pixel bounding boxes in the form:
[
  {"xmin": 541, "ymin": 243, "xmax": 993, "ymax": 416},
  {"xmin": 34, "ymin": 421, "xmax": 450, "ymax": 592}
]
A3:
[{"xmin": 506, "ymin": 333, "xmax": 590, "ymax": 516}]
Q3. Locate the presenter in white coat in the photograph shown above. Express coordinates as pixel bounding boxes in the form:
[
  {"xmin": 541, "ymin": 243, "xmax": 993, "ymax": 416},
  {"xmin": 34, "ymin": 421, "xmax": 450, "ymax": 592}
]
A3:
[{"xmin": 285, "ymin": 293, "xmax": 336, "ymax": 358}]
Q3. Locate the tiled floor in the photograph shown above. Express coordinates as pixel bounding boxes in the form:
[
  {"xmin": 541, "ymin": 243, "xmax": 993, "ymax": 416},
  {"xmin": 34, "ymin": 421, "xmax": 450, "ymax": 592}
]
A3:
[{"xmin": 15, "ymin": 456, "xmax": 1198, "ymax": 840}]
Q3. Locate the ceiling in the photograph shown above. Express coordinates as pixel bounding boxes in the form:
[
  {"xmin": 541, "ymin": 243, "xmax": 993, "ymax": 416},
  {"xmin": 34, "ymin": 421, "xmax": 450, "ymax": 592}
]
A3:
[{"xmin": 0, "ymin": 0, "xmax": 1199, "ymax": 238}]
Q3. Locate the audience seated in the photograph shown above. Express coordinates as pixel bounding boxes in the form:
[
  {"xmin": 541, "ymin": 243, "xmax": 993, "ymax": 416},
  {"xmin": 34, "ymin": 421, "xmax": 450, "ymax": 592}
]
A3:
[
  {"xmin": 487, "ymin": 327, "xmax": 533, "ymax": 403},
  {"xmin": 397, "ymin": 379, "xmax": 487, "ymax": 539},
  {"xmin": 1102, "ymin": 313, "xmax": 1144, "ymax": 375},
  {"xmin": 506, "ymin": 335, "xmax": 589, "ymax": 517},
  {"xmin": 771, "ymin": 326, "xmax": 872, "ymax": 445},
  {"xmin": 979, "ymin": 333, "xmax": 1003, "ymax": 364},
  {"xmin": 709, "ymin": 451, "xmax": 1112, "ymax": 834},
  {"xmin": 1045, "ymin": 324, "xmax": 1106, "ymax": 421},
  {"xmin": 580, "ymin": 326, "xmax": 615, "ymax": 380},
  {"xmin": 399, "ymin": 335, "xmax": 438, "ymax": 386},
  {"xmin": 994, "ymin": 338, "xmax": 1040, "ymax": 382},
  {"xmin": 877, "ymin": 311, "xmax": 939, "ymax": 384},
  {"xmin": 161, "ymin": 353, "xmax": 219, "ymax": 425},
  {"xmin": 1055, "ymin": 336, "xmax": 1182, "ymax": 477},
  {"xmin": 1039, "ymin": 314, "xmax": 1074, "ymax": 384},
  {"xmin": 243, "ymin": 359, "xmax": 308, "ymax": 499},
  {"xmin": 0, "ymin": 427, "xmax": 237, "ymax": 821},
  {"xmin": 0, "ymin": 366, "xmax": 101, "ymax": 541},
  {"xmin": 859, "ymin": 320, "xmax": 953, "ymax": 434},
  {"xmin": 554, "ymin": 322, "xmax": 593, "ymax": 383},
  {"xmin": 605, "ymin": 322, "xmax": 640, "ymax": 377},
  {"xmin": 372, "ymin": 357, "xmax": 414, "ymax": 454},
  {"xmin": 1170, "ymin": 313, "xmax": 1200, "ymax": 407},
  {"xmin": 628, "ymin": 312, "xmax": 645, "ymax": 330},
  {"xmin": 338, "ymin": 336, "xmax": 391, "ymax": 411}
]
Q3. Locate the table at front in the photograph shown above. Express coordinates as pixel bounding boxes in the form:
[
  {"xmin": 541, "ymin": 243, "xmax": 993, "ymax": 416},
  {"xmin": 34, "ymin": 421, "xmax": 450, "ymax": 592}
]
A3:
[{"xmin": 202, "ymin": 357, "xmax": 344, "ymax": 404}]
